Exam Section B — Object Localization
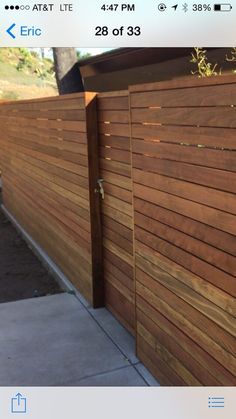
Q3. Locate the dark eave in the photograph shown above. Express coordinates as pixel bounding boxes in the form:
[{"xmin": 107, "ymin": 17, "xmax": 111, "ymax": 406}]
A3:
[{"xmin": 78, "ymin": 47, "xmax": 218, "ymax": 76}]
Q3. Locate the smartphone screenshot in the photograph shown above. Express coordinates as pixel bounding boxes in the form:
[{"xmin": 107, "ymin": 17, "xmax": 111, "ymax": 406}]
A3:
[{"xmin": 0, "ymin": 1, "xmax": 235, "ymax": 418}]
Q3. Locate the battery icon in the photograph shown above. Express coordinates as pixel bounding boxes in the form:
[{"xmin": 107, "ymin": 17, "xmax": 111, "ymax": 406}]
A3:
[{"xmin": 214, "ymin": 4, "xmax": 232, "ymax": 11}]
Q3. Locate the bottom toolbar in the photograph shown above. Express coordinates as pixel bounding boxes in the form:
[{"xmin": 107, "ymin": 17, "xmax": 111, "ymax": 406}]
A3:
[{"xmin": 0, "ymin": 388, "xmax": 234, "ymax": 419}]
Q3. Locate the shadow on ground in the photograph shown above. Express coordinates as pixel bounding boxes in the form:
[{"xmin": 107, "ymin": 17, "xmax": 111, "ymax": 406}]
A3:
[{"xmin": 0, "ymin": 204, "xmax": 62, "ymax": 304}]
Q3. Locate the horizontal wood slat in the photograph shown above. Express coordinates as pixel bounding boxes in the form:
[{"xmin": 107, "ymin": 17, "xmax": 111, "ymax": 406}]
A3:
[
  {"xmin": 132, "ymin": 139, "xmax": 236, "ymax": 172},
  {"xmin": 129, "ymin": 74, "xmax": 236, "ymax": 92},
  {"xmin": 131, "ymin": 124, "xmax": 236, "ymax": 150},
  {"xmin": 132, "ymin": 107, "xmax": 236, "ymax": 129},
  {"xmin": 130, "ymin": 83, "xmax": 236, "ymax": 108}
]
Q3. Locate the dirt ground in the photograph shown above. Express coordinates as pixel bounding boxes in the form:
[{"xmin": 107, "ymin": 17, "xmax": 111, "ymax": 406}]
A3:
[{"xmin": 0, "ymin": 204, "xmax": 62, "ymax": 304}]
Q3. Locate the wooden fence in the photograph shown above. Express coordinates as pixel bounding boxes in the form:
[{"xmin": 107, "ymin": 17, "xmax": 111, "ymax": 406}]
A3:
[
  {"xmin": 130, "ymin": 76, "xmax": 236, "ymax": 385},
  {"xmin": 0, "ymin": 93, "xmax": 103, "ymax": 307},
  {"xmin": 0, "ymin": 75, "xmax": 235, "ymax": 385}
]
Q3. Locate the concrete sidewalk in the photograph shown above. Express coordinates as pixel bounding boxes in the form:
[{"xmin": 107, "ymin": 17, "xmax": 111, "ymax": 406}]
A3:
[{"xmin": 0, "ymin": 292, "xmax": 159, "ymax": 386}]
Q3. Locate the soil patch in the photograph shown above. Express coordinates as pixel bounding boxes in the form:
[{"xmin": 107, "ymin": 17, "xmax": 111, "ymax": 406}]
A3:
[{"xmin": 0, "ymin": 206, "xmax": 63, "ymax": 303}]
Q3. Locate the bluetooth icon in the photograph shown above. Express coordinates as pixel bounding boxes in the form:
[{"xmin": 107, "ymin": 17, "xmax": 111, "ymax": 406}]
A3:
[{"xmin": 182, "ymin": 3, "xmax": 188, "ymax": 12}]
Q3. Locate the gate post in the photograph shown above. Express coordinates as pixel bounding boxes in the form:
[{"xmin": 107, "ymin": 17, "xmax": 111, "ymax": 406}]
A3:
[{"xmin": 85, "ymin": 92, "xmax": 104, "ymax": 308}]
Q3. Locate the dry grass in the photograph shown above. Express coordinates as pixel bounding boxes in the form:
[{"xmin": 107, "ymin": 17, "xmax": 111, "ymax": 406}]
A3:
[{"xmin": 0, "ymin": 79, "xmax": 57, "ymax": 100}]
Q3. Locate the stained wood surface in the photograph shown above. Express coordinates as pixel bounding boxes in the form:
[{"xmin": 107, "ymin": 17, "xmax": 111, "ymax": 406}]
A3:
[
  {"xmin": 98, "ymin": 91, "xmax": 135, "ymax": 334},
  {"xmin": 1, "ymin": 79, "xmax": 235, "ymax": 385},
  {"xmin": 130, "ymin": 77, "xmax": 236, "ymax": 386},
  {"xmin": 0, "ymin": 93, "xmax": 103, "ymax": 307}
]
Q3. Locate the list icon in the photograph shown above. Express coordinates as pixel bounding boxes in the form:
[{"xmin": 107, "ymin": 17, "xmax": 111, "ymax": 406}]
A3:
[{"xmin": 208, "ymin": 396, "xmax": 225, "ymax": 408}]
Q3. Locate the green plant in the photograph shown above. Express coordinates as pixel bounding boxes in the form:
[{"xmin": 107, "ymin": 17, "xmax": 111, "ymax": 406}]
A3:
[
  {"xmin": 190, "ymin": 48, "xmax": 220, "ymax": 77},
  {"xmin": 16, "ymin": 48, "xmax": 33, "ymax": 71}
]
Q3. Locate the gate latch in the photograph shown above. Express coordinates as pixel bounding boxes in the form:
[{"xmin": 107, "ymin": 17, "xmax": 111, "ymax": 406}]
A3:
[{"xmin": 97, "ymin": 179, "xmax": 105, "ymax": 200}]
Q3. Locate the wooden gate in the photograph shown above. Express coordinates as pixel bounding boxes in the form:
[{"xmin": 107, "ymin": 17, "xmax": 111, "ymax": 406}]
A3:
[{"xmin": 98, "ymin": 91, "xmax": 135, "ymax": 335}]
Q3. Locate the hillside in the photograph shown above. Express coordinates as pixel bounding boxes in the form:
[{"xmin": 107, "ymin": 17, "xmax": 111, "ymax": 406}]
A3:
[{"xmin": 0, "ymin": 48, "xmax": 58, "ymax": 100}]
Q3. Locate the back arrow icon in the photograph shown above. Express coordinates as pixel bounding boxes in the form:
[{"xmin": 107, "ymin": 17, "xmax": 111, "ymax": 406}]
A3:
[{"xmin": 6, "ymin": 23, "xmax": 16, "ymax": 39}]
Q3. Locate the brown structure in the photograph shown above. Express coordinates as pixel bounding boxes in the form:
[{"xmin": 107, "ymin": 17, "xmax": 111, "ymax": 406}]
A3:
[
  {"xmin": 129, "ymin": 76, "xmax": 236, "ymax": 386},
  {"xmin": 0, "ymin": 74, "xmax": 235, "ymax": 385},
  {"xmin": 79, "ymin": 47, "xmax": 235, "ymax": 92},
  {"xmin": 98, "ymin": 91, "xmax": 135, "ymax": 334},
  {"xmin": 0, "ymin": 93, "xmax": 103, "ymax": 307}
]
